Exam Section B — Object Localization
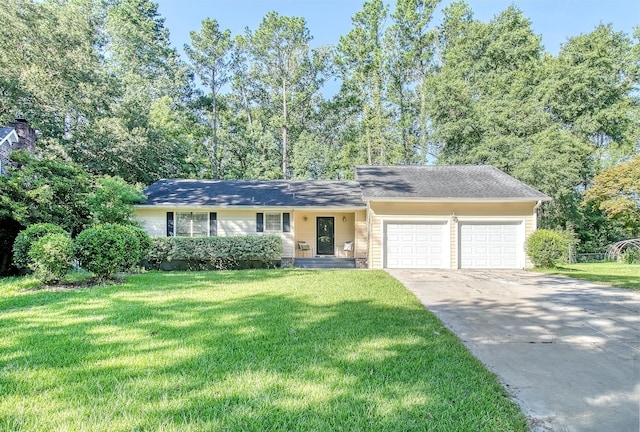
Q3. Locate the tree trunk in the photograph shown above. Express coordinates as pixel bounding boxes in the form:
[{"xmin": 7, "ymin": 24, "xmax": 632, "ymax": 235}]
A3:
[
  {"xmin": 211, "ymin": 70, "xmax": 218, "ymax": 179},
  {"xmin": 282, "ymin": 79, "xmax": 288, "ymax": 179}
]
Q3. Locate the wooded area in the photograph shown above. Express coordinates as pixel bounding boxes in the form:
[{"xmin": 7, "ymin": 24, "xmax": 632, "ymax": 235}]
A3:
[{"xmin": 0, "ymin": 0, "xmax": 638, "ymax": 263}]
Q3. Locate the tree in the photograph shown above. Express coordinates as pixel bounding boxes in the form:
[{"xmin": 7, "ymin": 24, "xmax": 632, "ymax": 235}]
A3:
[
  {"xmin": 0, "ymin": 151, "xmax": 92, "ymax": 236},
  {"xmin": 336, "ymin": 0, "xmax": 390, "ymax": 165},
  {"xmin": 387, "ymin": 0, "xmax": 439, "ymax": 162},
  {"xmin": 583, "ymin": 156, "xmax": 640, "ymax": 229},
  {"xmin": 185, "ymin": 19, "xmax": 233, "ymax": 178},
  {"xmin": 67, "ymin": 0, "xmax": 196, "ymax": 184},
  {"xmin": 88, "ymin": 176, "xmax": 146, "ymax": 224},
  {"xmin": 543, "ymin": 24, "xmax": 639, "ymax": 166},
  {"xmin": 244, "ymin": 12, "xmax": 329, "ymax": 178},
  {"xmin": 0, "ymin": 0, "xmax": 110, "ymax": 147}
]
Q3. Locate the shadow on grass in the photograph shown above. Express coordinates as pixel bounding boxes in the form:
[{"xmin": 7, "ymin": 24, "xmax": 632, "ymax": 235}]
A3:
[{"xmin": 0, "ymin": 270, "xmax": 527, "ymax": 431}]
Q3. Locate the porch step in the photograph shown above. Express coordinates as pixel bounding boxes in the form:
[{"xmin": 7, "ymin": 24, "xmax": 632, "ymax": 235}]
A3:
[{"xmin": 294, "ymin": 258, "xmax": 356, "ymax": 269}]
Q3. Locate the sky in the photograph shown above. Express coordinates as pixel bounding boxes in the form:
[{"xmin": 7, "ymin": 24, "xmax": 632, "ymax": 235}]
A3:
[{"xmin": 155, "ymin": 0, "xmax": 638, "ymax": 94}]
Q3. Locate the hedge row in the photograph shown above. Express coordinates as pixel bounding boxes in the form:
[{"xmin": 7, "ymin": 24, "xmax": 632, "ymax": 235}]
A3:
[{"xmin": 146, "ymin": 236, "xmax": 283, "ymax": 270}]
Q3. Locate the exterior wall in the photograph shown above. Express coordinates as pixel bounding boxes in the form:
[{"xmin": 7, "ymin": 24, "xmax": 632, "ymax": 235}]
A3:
[
  {"xmin": 292, "ymin": 210, "xmax": 365, "ymax": 258},
  {"xmin": 367, "ymin": 201, "xmax": 538, "ymax": 269},
  {"xmin": 134, "ymin": 207, "xmax": 295, "ymax": 258}
]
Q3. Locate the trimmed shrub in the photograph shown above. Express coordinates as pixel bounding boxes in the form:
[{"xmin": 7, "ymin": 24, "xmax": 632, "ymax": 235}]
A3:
[
  {"xmin": 13, "ymin": 223, "xmax": 68, "ymax": 270},
  {"xmin": 75, "ymin": 223, "xmax": 145, "ymax": 277},
  {"xmin": 146, "ymin": 235, "xmax": 282, "ymax": 270},
  {"xmin": 526, "ymin": 229, "xmax": 572, "ymax": 267},
  {"xmin": 28, "ymin": 233, "xmax": 74, "ymax": 283}
]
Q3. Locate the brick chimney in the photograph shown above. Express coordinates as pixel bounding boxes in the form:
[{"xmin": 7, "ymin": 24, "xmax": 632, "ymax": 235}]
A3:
[{"xmin": 8, "ymin": 118, "xmax": 36, "ymax": 155}]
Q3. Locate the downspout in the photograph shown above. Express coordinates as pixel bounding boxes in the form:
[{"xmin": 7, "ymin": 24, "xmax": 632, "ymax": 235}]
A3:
[{"xmin": 533, "ymin": 200, "xmax": 542, "ymax": 231}]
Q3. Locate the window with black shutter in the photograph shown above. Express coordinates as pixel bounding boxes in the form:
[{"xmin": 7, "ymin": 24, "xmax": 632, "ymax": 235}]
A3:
[
  {"xmin": 209, "ymin": 212, "xmax": 217, "ymax": 236},
  {"xmin": 256, "ymin": 213, "xmax": 264, "ymax": 232},
  {"xmin": 166, "ymin": 212, "xmax": 174, "ymax": 237},
  {"xmin": 283, "ymin": 212, "xmax": 291, "ymax": 232}
]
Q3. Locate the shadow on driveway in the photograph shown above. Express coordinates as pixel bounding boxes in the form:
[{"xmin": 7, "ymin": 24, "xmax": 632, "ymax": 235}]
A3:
[{"xmin": 388, "ymin": 269, "xmax": 640, "ymax": 432}]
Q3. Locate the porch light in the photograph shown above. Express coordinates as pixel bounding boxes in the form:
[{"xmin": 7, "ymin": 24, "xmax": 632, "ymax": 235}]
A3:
[
  {"xmin": 342, "ymin": 216, "xmax": 347, "ymax": 222},
  {"xmin": 451, "ymin": 212, "xmax": 458, "ymax": 223}
]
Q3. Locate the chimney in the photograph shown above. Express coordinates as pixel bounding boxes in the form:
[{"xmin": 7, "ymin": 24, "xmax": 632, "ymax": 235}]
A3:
[{"xmin": 8, "ymin": 118, "xmax": 36, "ymax": 155}]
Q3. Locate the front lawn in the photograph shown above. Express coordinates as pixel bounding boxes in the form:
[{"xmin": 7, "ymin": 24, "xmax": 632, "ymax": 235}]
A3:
[
  {"xmin": 534, "ymin": 262, "xmax": 640, "ymax": 291},
  {"xmin": 0, "ymin": 270, "xmax": 527, "ymax": 431}
]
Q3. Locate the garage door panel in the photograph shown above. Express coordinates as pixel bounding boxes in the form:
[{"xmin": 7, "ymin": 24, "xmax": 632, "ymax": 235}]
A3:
[
  {"xmin": 386, "ymin": 223, "xmax": 448, "ymax": 269},
  {"xmin": 460, "ymin": 223, "xmax": 520, "ymax": 269}
]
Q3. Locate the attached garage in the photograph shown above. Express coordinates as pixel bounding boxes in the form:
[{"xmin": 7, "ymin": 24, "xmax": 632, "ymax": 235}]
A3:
[
  {"xmin": 385, "ymin": 222, "xmax": 449, "ymax": 269},
  {"xmin": 459, "ymin": 222, "xmax": 524, "ymax": 269}
]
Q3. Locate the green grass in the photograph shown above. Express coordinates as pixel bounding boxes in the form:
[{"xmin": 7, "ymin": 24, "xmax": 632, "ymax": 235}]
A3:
[
  {"xmin": 534, "ymin": 262, "xmax": 640, "ymax": 291},
  {"xmin": 0, "ymin": 270, "xmax": 527, "ymax": 431}
]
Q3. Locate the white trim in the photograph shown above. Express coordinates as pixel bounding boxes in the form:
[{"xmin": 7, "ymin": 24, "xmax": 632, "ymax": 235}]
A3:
[
  {"xmin": 134, "ymin": 205, "xmax": 366, "ymax": 211},
  {"xmin": 457, "ymin": 219, "xmax": 526, "ymax": 269},
  {"xmin": 0, "ymin": 129, "xmax": 19, "ymax": 147},
  {"xmin": 381, "ymin": 217, "xmax": 451, "ymax": 269},
  {"xmin": 364, "ymin": 197, "xmax": 551, "ymax": 203}
]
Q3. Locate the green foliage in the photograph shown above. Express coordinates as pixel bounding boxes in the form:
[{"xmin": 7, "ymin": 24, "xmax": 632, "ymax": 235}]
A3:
[
  {"xmin": 12, "ymin": 223, "xmax": 69, "ymax": 270},
  {"xmin": 75, "ymin": 224, "xmax": 145, "ymax": 277},
  {"xmin": 0, "ymin": 152, "xmax": 92, "ymax": 236},
  {"xmin": 88, "ymin": 176, "xmax": 146, "ymax": 224},
  {"xmin": 620, "ymin": 249, "xmax": 640, "ymax": 265},
  {"xmin": 28, "ymin": 233, "xmax": 74, "ymax": 284},
  {"xmin": 146, "ymin": 235, "xmax": 282, "ymax": 270},
  {"xmin": 526, "ymin": 229, "xmax": 573, "ymax": 267},
  {"xmin": 185, "ymin": 18, "xmax": 233, "ymax": 179},
  {"xmin": 583, "ymin": 156, "xmax": 640, "ymax": 229}
]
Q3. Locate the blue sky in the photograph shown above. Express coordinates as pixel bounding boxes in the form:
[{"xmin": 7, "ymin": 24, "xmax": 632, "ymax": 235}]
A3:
[{"xmin": 156, "ymin": 0, "xmax": 638, "ymax": 53}]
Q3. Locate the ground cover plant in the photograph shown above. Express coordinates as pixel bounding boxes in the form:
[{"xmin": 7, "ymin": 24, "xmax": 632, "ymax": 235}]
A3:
[
  {"xmin": 0, "ymin": 270, "xmax": 527, "ymax": 431},
  {"xmin": 534, "ymin": 262, "xmax": 640, "ymax": 291}
]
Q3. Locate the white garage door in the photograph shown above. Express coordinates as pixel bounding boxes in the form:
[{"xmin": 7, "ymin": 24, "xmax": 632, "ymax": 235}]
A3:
[
  {"xmin": 385, "ymin": 223, "xmax": 448, "ymax": 269},
  {"xmin": 459, "ymin": 223, "xmax": 520, "ymax": 269}
]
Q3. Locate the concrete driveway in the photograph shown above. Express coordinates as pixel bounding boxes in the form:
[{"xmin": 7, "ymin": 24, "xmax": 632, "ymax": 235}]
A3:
[{"xmin": 387, "ymin": 269, "xmax": 640, "ymax": 432}]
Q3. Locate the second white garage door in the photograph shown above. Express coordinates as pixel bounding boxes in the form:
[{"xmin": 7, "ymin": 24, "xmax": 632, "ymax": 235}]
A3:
[
  {"xmin": 385, "ymin": 222, "xmax": 448, "ymax": 268},
  {"xmin": 459, "ymin": 223, "xmax": 520, "ymax": 269}
]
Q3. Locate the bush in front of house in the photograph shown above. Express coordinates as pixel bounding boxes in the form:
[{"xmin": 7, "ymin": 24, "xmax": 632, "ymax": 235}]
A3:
[
  {"xmin": 75, "ymin": 223, "xmax": 148, "ymax": 277},
  {"xmin": 12, "ymin": 223, "xmax": 69, "ymax": 270},
  {"xmin": 526, "ymin": 229, "xmax": 574, "ymax": 267},
  {"xmin": 28, "ymin": 232, "xmax": 74, "ymax": 283},
  {"xmin": 146, "ymin": 235, "xmax": 282, "ymax": 270}
]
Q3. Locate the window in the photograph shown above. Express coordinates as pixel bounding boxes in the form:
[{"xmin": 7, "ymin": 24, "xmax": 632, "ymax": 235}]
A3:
[
  {"xmin": 176, "ymin": 212, "xmax": 208, "ymax": 237},
  {"xmin": 265, "ymin": 212, "xmax": 282, "ymax": 231}
]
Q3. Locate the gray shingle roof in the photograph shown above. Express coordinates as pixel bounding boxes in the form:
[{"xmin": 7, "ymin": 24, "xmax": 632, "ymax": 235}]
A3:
[
  {"xmin": 355, "ymin": 165, "xmax": 550, "ymax": 200},
  {"xmin": 140, "ymin": 179, "xmax": 366, "ymax": 208}
]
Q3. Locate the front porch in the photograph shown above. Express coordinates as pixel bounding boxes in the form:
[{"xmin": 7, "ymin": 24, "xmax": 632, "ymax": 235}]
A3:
[{"xmin": 290, "ymin": 210, "xmax": 366, "ymax": 258}]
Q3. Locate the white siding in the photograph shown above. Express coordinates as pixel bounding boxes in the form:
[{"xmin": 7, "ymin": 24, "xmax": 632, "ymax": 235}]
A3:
[
  {"xmin": 133, "ymin": 208, "xmax": 295, "ymax": 257},
  {"xmin": 135, "ymin": 209, "xmax": 166, "ymax": 236}
]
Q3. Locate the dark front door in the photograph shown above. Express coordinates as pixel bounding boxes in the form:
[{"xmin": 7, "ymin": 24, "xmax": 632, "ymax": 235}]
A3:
[{"xmin": 316, "ymin": 217, "xmax": 335, "ymax": 255}]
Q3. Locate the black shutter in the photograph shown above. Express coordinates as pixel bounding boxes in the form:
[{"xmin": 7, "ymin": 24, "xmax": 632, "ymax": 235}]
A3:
[
  {"xmin": 283, "ymin": 212, "xmax": 291, "ymax": 232},
  {"xmin": 256, "ymin": 212, "xmax": 264, "ymax": 232},
  {"xmin": 166, "ymin": 212, "xmax": 174, "ymax": 237},
  {"xmin": 209, "ymin": 212, "xmax": 217, "ymax": 236}
]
